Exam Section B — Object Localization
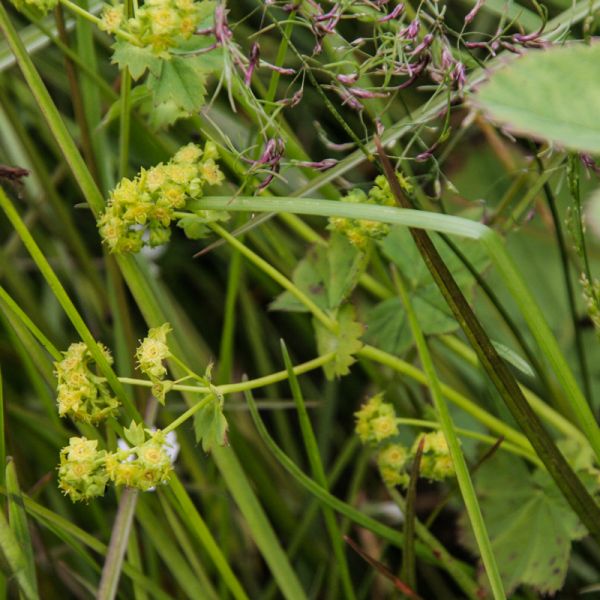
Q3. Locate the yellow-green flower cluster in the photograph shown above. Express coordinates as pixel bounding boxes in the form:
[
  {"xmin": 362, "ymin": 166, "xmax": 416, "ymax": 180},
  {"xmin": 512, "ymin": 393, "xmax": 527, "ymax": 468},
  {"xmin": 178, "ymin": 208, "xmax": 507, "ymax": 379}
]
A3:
[
  {"xmin": 412, "ymin": 431, "xmax": 455, "ymax": 481},
  {"xmin": 355, "ymin": 394, "xmax": 455, "ymax": 488},
  {"xmin": 99, "ymin": 4, "xmax": 125, "ymax": 34},
  {"xmin": 135, "ymin": 323, "xmax": 173, "ymax": 403},
  {"xmin": 329, "ymin": 173, "xmax": 412, "ymax": 250},
  {"xmin": 58, "ymin": 437, "xmax": 109, "ymax": 502},
  {"xmin": 105, "ymin": 430, "xmax": 173, "ymax": 491},
  {"xmin": 100, "ymin": 0, "xmax": 206, "ymax": 54},
  {"xmin": 355, "ymin": 393, "xmax": 399, "ymax": 444},
  {"xmin": 58, "ymin": 431, "xmax": 174, "ymax": 502},
  {"xmin": 55, "ymin": 343, "xmax": 120, "ymax": 423},
  {"xmin": 377, "ymin": 443, "xmax": 410, "ymax": 488},
  {"xmin": 98, "ymin": 142, "xmax": 224, "ymax": 253},
  {"xmin": 9, "ymin": 0, "xmax": 57, "ymax": 17}
]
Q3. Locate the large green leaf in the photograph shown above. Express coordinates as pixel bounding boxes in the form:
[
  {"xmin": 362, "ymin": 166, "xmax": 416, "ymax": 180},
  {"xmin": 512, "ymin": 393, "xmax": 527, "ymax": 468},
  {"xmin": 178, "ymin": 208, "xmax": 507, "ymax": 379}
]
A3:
[
  {"xmin": 111, "ymin": 41, "xmax": 161, "ymax": 80},
  {"xmin": 148, "ymin": 55, "xmax": 208, "ymax": 114},
  {"xmin": 471, "ymin": 44, "xmax": 600, "ymax": 154},
  {"xmin": 460, "ymin": 453, "xmax": 590, "ymax": 595}
]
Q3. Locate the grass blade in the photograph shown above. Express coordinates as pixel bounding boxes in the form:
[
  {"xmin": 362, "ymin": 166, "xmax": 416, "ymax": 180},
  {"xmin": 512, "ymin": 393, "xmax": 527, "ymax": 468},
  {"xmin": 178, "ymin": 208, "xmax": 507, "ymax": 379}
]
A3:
[
  {"xmin": 280, "ymin": 340, "xmax": 356, "ymax": 600},
  {"xmin": 393, "ymin": 268, "xmax": 504, "ymax": 599}
]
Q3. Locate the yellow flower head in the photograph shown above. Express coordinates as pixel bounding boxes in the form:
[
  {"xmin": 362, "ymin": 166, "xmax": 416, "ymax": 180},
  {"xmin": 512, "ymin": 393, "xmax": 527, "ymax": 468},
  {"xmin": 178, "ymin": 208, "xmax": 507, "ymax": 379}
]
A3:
[
  {"xmin": 135, "ymin": 323, "xmax": 172, "ymax": 381},
  {"xmin": 200, "ymin": 159, "xmax": 225, "ymax": 186},
  {"xmin": 371, "ymin": 415, "xmax": 399, "ymax": 442},
  {"xmin": 377, "ymin": 443, "xmax": 408, "ymax": 470},
  {"xmin": 149, "ymin": 6, "xmax": 179, "ymax": 36},
  {"xmin": 166, "ymin": 162, "xmax": 197, "ymax": 185},
  {"xmin": 174, "ymin": 143, "xmax": 203, "ymax": 164},
  {"xmin": 99, "ymin": 4, "xmax": 124, "ymax": 33},
  {"xmin": 65, "ymin": 437, "xmax": 100, "ymax": 462},
  {"xmin": 144, "ymin": 165, "xmax": 169, "ymax": 192}
]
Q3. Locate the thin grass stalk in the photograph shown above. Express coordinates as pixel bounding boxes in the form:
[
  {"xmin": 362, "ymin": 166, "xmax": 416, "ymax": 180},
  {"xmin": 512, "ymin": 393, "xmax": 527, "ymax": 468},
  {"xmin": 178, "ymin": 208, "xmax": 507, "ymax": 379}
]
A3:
[
  {"xmin": 393, "ymin": 270, "xmax": 505, "ymax": 599},
  {"xmin": 280, "ymin": 341, "xmax": 356, "ymax": 600},
  {"xmin": 168, "ymin": 476, "xmax": 251, "ymax": 600},
  {"xmin": 401, "ymin": 437, "xmax": 422, "ymax": 591}
]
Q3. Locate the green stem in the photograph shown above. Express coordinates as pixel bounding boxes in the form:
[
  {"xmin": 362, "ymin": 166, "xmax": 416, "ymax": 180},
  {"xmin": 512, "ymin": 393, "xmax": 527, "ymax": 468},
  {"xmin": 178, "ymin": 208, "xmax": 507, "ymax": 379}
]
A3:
[
  {"xmin": 162, "ymin": 394, "xmax": 213, "ymax": 435},
  {"xmin": 118, "ymin": 69, "xmax": 132, "ymax": 180},
  {"xmin": 216, "ymin": 242, "xmax": 242, "ymax": 383},
  {"xmin": 119, "ymin": 352, "xmax": 335, "ymax": 396},
  {"xmin": 97, "ymin": 488, "xmax": 139, "ymax": 600},
  {"xmin": 394, "ymin": 270, "xmax": 505, "ymax": 600},
  {"xmin": 208, "ymin": 222, "xmax": 335, "ymax": 330}
]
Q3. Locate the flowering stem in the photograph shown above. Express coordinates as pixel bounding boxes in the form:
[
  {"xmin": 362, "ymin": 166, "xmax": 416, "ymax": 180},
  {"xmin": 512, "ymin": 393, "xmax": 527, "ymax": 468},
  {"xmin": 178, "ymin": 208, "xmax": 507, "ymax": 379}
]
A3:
[{"xmin": 119, "ymin": 352, "xmax": 336, "ymax": 398}]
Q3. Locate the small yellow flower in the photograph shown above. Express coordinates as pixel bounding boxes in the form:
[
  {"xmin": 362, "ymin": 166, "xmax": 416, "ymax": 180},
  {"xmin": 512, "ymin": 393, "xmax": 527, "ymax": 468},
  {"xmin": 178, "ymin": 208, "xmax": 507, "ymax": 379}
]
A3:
[
  {"xmin": 65, "ymin": 437, "xmax": 99, "ymax": 462},
  {"xmin": 173, "ymin": 143, "xmax": 203, "ymax": 164},
  {"xmin": 149, "ymin": 6, "xmax": 178, "ymax": 36},
  {"xmin": 166, "ymin": 163, "xmax": 197, "ymax": 185},
  {"xmin": 99, "ymin": 4, "xmax": 124, "ymax": 33},
  {"xmin": 161, "ymin": 184, "xmax": 186, "ymax": 209},
  {"xmin": 112, "ymin": 177, "xmax": 140, "ymax": 206},
  {"xmin": 371, "ymin": 415, "xmax": 398, "ymax": 442},
  {"xmin": 135, "ymin": 323, "xmax": 171, "ymax": 380},
  {"xmin": 144, "ymin": 165, "xmax": 169, "ymax": 192},
  {"xmin": 64, "ymin": 369, "xmax": 89, "ymax": 389},
  {"xmin": 378, "ymin": 443, "xmax": 408, "ymax": 470},
  {"xmin": 379, "ymin": 466, "xmax": 409, "ymax": 488},
  {"xmin": 137, "ymin": 442, "xmax": 170, "ymax": 469},
  {"xmin": 200, "ymin": 160, "xmax": 225, "ymax": 186}
]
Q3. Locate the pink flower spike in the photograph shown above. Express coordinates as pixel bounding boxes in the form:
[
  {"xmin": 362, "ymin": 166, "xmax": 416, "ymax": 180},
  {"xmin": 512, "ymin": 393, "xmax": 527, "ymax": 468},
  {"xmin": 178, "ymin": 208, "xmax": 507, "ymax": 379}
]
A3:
[
  {"xmin": 378, "ymin": 3, "xmax": 404, "ymax": 22},
  {"xmin": 464, "ymin": 0, "xmax": 484, "ymax": 25},
  {"xmin": 337, "ymin": 73, "xmax": 359, "ymax": 84},
  {"xmin": 244, "ymin": 43, "xmax": 260, "ymax": 85},
  {"xmin": 350, "ymin": 87, "xmax": 389, "ymax": 99},
  {"xmin": 295, "ymin": 159, "xmax": 338, "ymax": 171}
]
